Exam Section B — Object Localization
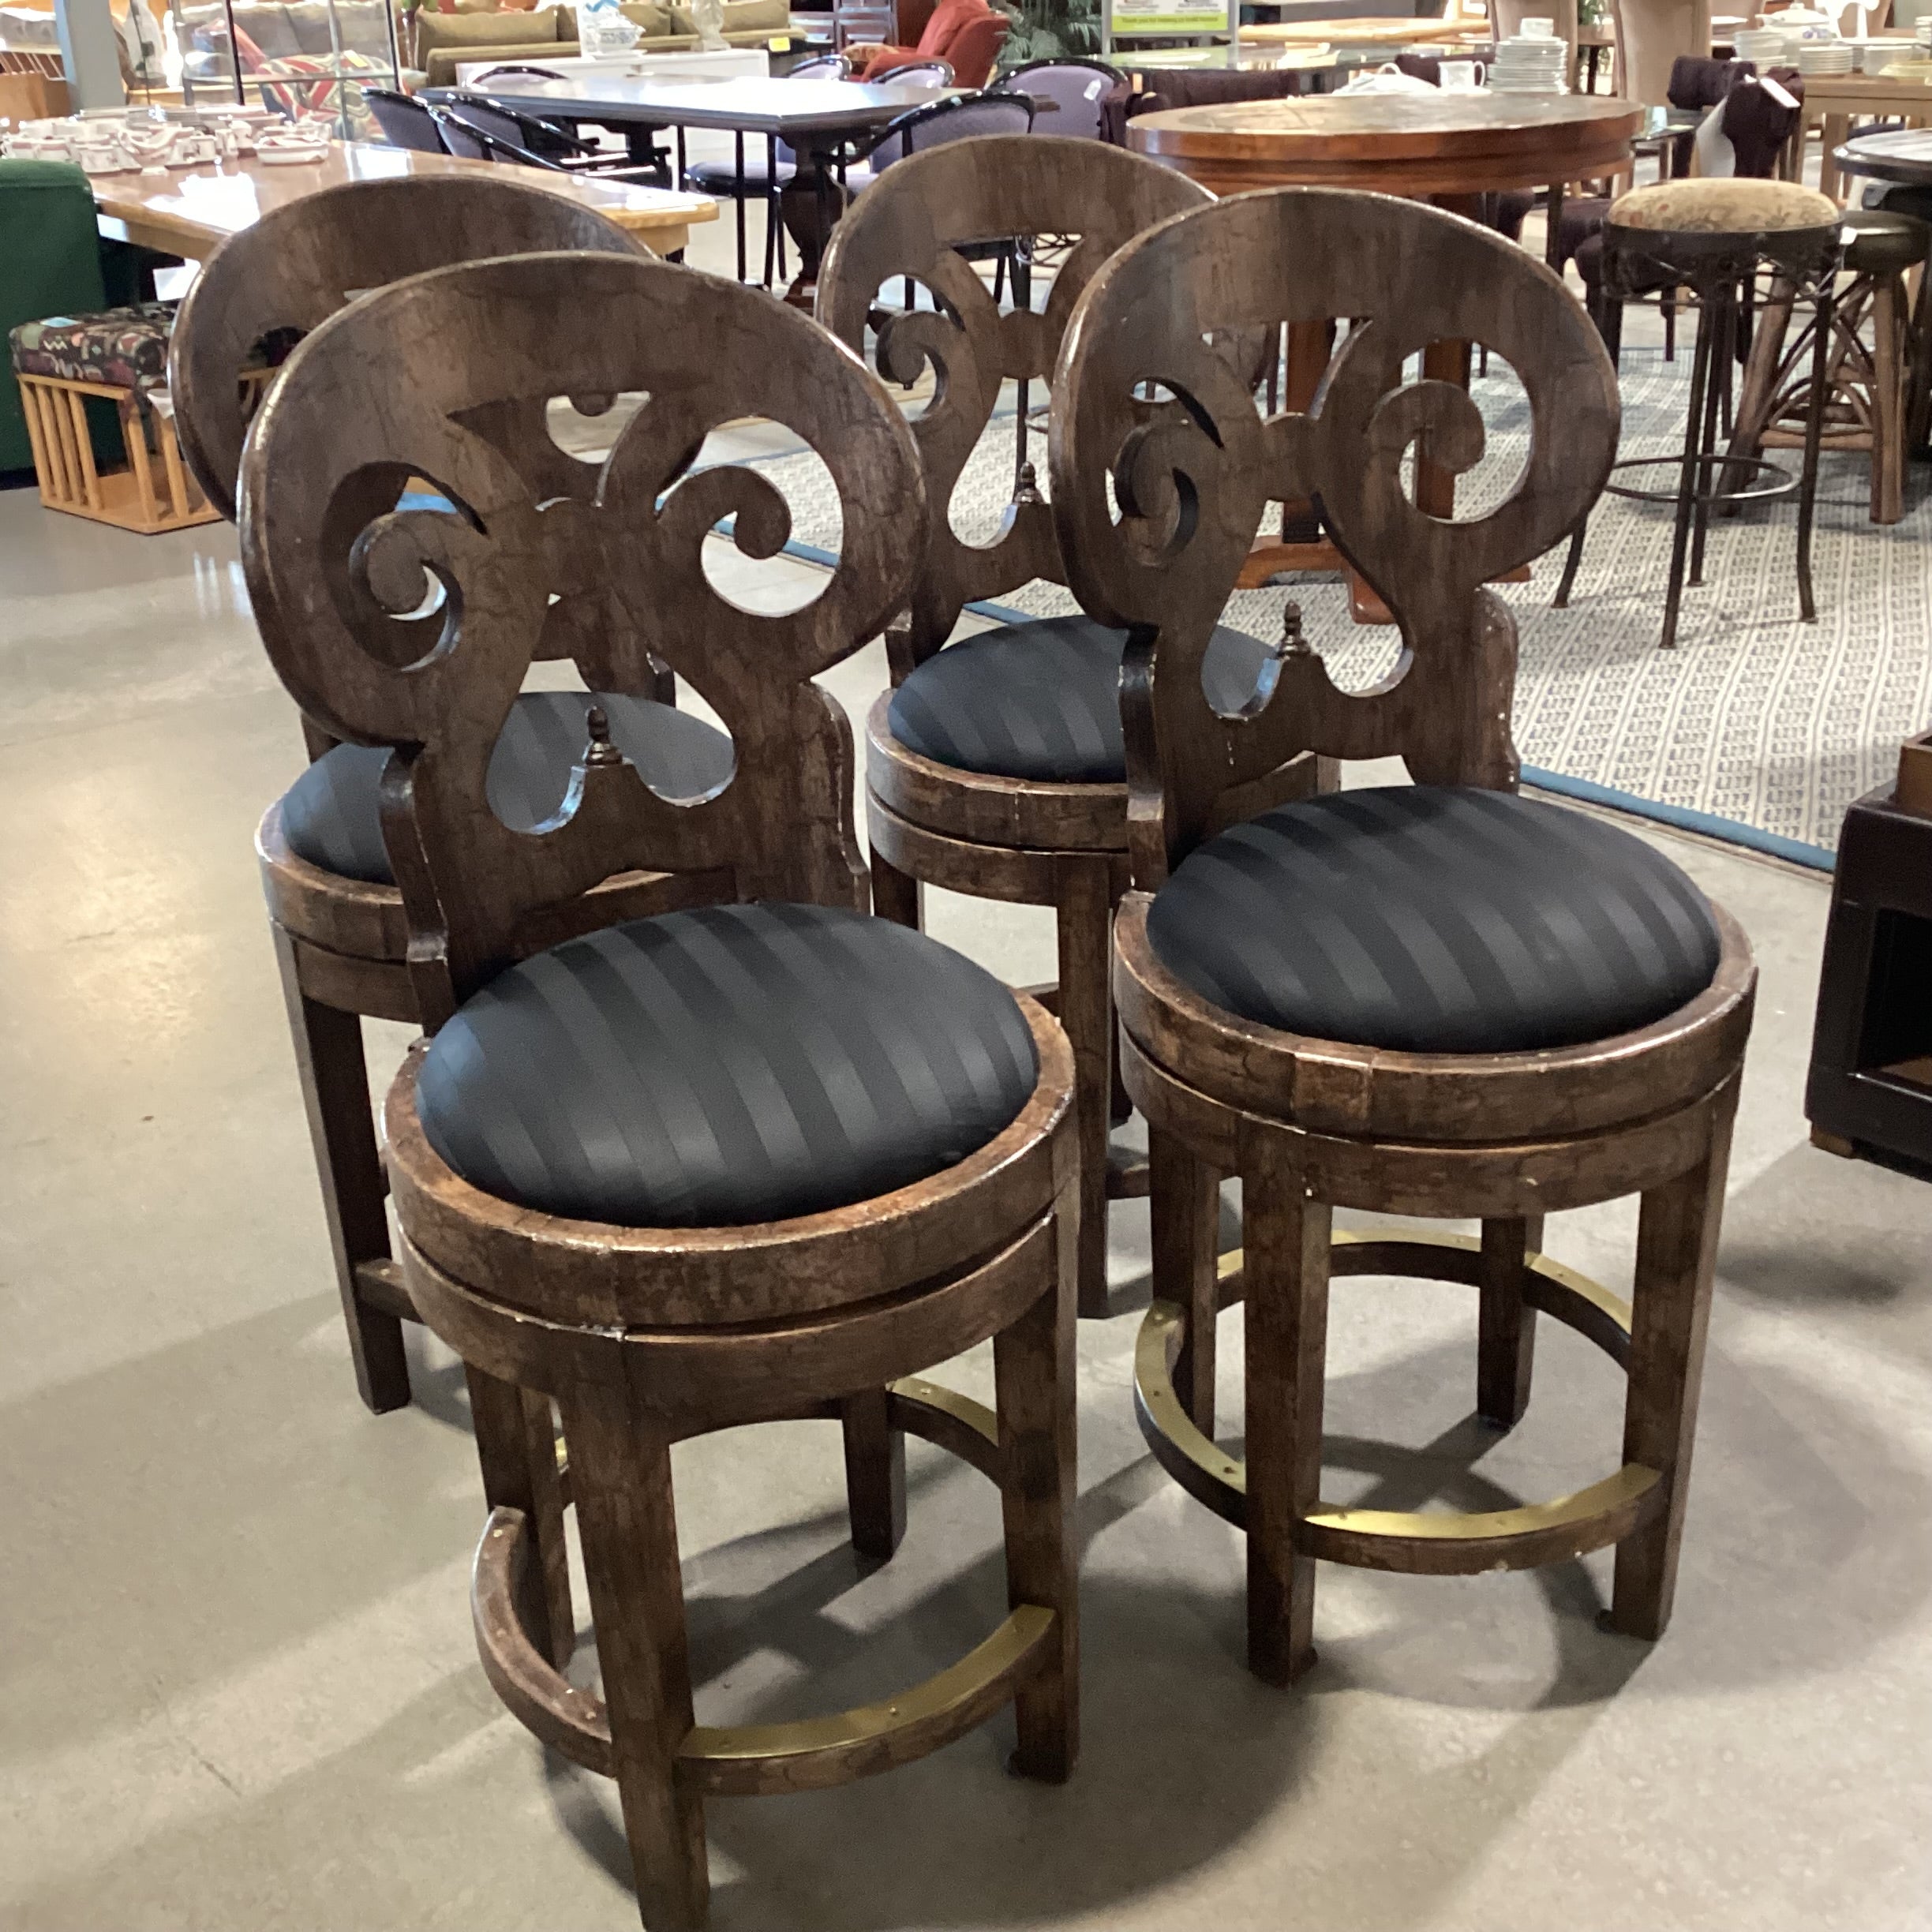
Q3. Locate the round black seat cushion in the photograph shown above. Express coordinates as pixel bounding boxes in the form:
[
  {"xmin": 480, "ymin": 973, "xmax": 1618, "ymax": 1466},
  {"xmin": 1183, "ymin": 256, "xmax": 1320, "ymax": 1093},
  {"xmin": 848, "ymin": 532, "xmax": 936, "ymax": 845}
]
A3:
[
  {"xmin": 1841, "ymin": 208, "xmax": 1931, "ymax": 276},
  {"xmin": 886, "ymin": 615, "xmax": 1274, "ymax": 784},
  {"xmin": 417, "ymin": 902, "xmax": 1040, "ymax": 1227},
  {"xmin": 279, "ymin": 691, "xmax": 734, "ymax": 886},
  {"xmin": 1146, "ymin": 786, "xmax": 1723, "ymax": 1055}
]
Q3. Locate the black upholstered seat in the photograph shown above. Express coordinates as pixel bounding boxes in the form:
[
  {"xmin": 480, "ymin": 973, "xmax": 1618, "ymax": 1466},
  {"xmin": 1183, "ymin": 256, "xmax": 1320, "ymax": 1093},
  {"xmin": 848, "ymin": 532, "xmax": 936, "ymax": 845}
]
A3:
[
  {"xmin": 1146, "ymin": 786, "xmax": 1723, "ymax": 1055},
  {"xmin": 417, "ymin": 902, "xmax": 1039, "ymax": 1226},
  {"xmin": 279, "ymin": 691, "xmax": 734, "ymax": 886},
  {"xmin": 886, "ymin": 615, "xmax": 1274, "ymax": 784}
]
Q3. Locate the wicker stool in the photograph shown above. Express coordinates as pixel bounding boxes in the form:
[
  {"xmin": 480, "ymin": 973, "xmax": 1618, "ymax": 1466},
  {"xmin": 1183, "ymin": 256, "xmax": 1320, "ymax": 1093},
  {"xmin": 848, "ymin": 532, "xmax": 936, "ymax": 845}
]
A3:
[
  {"xmin": 7, "ymin": 301, "xmax": 251, "ymax": 534},
  {"xmin": 1552, "ymin": 179, "xmax": 1844, "ymax": 647},
  {"xmin": 1727, "ymin": 208, "xmax": 1931, "ymax": 529}
]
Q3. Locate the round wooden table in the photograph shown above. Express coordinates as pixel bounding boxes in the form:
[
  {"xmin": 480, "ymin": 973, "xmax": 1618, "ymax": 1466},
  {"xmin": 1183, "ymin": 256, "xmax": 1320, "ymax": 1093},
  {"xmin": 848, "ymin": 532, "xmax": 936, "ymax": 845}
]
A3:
[
  {"xmin": 1126, "ymin": 91, "xmax": 1642, "ymax": 198},
  {"xmin": 1128, "ymin": 91, "xmax": 1642, "ymax": 608}
]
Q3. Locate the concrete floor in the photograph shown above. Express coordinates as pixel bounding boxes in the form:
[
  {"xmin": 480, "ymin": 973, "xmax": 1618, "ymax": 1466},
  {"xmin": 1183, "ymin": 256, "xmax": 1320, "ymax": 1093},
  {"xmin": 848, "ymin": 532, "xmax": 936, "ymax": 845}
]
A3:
[{"xmin": 2, "ymin": 194, "xmax": 1931, "ymax": 1932}]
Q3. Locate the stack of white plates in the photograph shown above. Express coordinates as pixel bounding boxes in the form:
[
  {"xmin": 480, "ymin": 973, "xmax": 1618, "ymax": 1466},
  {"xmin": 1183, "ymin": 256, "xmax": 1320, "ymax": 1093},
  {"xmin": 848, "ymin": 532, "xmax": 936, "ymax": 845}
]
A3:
[
  {"xmin": 1732, "ymin": 26, "xmax": 1791, "ymax": 65},
  {"xmin": 1796, "ymin": 38, "xmax": 1854, "ymax": 74},
  {"xmin": 1488, "ymin": 32, "xmax": 1568, "ymax": 92}
]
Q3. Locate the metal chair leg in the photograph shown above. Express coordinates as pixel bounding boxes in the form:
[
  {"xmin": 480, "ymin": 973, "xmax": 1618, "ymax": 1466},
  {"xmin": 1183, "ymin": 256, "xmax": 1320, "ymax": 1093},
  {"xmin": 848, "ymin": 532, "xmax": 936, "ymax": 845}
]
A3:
[{"xmin": 1796, "ymin": 281, "xmax": 1835, "ymax": 625}]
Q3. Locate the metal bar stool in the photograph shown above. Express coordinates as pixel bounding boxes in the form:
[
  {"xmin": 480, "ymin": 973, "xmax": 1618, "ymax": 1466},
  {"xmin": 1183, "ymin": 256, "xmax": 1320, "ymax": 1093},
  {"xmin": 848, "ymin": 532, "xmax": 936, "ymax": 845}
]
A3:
[{"xmin": 1553, "ymin": 179, "xmax": 1844, "ymax": 648}]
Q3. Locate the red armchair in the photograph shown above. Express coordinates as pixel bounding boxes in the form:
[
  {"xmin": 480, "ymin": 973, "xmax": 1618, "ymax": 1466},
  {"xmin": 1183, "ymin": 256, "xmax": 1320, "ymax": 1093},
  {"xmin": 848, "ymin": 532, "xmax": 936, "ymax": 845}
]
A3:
[{"xmin": 854, "ymin": 0, "xmax": 1009, "ymax": 88}]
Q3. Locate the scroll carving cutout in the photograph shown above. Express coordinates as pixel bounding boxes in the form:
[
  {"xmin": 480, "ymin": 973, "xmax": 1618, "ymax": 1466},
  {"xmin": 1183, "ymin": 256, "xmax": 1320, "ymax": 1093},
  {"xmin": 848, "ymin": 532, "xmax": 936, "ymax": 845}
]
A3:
[
  {"xmin": 816, "ymin": 136, "xmax": 1213, "ymax": 665},
  {"xmin": 1048, "ymin": 188, "xmax": 1620, "ymax": 883},
  {"xmin": 240, "ymin": 251, "xmax": 923, "ymax": 1023}
]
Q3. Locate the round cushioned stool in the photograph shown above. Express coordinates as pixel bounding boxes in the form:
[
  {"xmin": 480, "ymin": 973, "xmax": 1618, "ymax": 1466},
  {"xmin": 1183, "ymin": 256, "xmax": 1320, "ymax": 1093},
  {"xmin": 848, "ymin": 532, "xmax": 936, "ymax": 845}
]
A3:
[
  {"xmin": 167, "ymin": 174, "xmax": 671, "ymax": 1428},
  {"xmin": 817, "ymin": 135, "xmax": 1304, "ymax": 1323},
  {"xmin": 1051, "ymin": 185, "xmax": 1756, "ymax": 1691},
  {"xmin": 1726, "ymin": 208, "xmax": 1932, "ymax": 528},
  {"xmin": 1553, "ymin": 178, "xmax": 1844, "ymax": 647},
  {"xmin": 246, "ymin": 249, "xmax": 1083, "ymax": 1932}
]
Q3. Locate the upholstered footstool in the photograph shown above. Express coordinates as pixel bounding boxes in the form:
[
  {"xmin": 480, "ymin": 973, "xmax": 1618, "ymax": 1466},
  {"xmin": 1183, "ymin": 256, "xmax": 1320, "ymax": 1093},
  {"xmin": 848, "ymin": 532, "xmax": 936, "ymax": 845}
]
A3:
[{"xmin": 8, "ymin": 301, "xmax": 261, "ymax": 533}]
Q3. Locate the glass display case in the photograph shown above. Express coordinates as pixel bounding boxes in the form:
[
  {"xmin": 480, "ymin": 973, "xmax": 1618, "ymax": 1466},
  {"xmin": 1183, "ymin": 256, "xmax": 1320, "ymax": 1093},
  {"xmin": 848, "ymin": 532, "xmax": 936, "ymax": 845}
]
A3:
[{"xmin": 167, "ymin": 0, "xmax": 402, "ymax": 137}]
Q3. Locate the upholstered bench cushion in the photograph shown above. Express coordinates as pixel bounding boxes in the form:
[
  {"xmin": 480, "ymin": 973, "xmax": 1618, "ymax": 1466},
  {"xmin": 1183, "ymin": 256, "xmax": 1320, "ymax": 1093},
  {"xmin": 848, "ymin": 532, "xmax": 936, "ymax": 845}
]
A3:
[
  {"xmin": 417, "ymin": 902, "xmax": 1040, "ymax": 1226},
  {"xmin": 9, "ymin": 300, "xmax": 178, "ymax": 393},
  {"xmin": 886, "ymin": 615, "xmax": 1273, "ymax": 784},
  {"xmin": 280, "ymin": 690, "xmax": 734, "ymax": 886},
  {"xmin": 1146, "ymin": 786, "xmax": 1723, "ymax": 1055}
]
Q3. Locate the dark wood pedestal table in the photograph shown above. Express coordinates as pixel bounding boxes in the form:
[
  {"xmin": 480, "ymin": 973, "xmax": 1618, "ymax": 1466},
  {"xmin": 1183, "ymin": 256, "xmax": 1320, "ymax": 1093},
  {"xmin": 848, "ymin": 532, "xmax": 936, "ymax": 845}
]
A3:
[
  {"xmin": 1129, "ymin": 92, "xmax": 1642, "ymax": 616},
  {"xmin": 433, "ymin": 73, "xmax": 943, "ymax": 299}
]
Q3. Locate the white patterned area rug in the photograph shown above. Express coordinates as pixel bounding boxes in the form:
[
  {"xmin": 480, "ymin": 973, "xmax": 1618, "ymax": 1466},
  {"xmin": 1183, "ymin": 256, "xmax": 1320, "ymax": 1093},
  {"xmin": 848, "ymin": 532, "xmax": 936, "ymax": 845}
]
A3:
[{"xmin": 739, "ymin": 351, "xmax": 1932, "ymax": 869}]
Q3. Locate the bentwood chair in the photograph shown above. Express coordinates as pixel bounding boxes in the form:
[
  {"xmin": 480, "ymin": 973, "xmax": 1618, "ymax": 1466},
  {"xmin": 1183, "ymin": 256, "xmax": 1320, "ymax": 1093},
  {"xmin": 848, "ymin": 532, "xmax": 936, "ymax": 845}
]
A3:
[
  {"xmin": 1054, "ymin": 188, "xmax": 1755, "ymax": 1685},
  {"xmin": 239, "ymin": 246, "xmax": 1079, "ymax": 1930},
  {"xmin": 819, "ymin": 136, "xmax": 1290, "ymax": 1320}
]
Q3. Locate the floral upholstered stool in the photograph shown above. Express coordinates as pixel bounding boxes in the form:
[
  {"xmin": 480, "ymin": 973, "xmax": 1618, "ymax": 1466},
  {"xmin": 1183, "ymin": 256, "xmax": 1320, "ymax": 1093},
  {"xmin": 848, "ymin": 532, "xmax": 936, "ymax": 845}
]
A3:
[{"xmin": 8, "ymin": 301, "xmax": 268, "ymax": 534}]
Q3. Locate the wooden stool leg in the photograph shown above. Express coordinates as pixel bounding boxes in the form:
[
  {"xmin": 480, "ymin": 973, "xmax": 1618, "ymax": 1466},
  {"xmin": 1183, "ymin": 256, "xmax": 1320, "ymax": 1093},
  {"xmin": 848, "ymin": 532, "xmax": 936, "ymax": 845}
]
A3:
[
  {"xmin": 271, "ymin": 923, "xmax": 410, "ymax": 1414},
  {"xmin": 1608, "ymin": 1095, "xmax": 1736, "ymax": 1642},
  {"xmin": 840, "ymin": 1386, "xmax": 907, "ymax": 1559},
  {"xmin": 1871, "ymin": 271, "xmax": 1906, "ymax": 526},
  {"xmin": 564, "ymin": 1387, "xmax": 709, "ymax": 1932},
  {"xmin": 1242, "ymin": 1143, "xmax": 1331, "ymax": 1687},
  {"xmin": 1151, "ymin": 1129, "xmax": 1222, "ymax": 1434},
  {"xmin": 1476, "ymin": 1215, "xmax": 1540, "ymax": 1428},
  {"xmin": 994, "ymin": 1206, "xmax": 1079, "ymax": 1783},
  {"xmin": 1906, "ymin": 262, "xmax": 1932, "ymax": 454},
  {"xmin": 870, "ymin": 847, "xmax": 922, "ymax": 930},
  {"xmin": 467, "ymin": 1366, "xmax": 575, "ymax": 1670},
  {"xmin": 1055, "ymin": 856, "xmax": 1114, "ymax": 1320}
]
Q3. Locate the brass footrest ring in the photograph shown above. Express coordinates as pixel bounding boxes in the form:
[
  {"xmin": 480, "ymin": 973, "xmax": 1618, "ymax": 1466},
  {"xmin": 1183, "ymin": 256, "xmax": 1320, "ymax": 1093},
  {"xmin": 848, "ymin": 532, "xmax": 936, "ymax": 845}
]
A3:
[
  {"xmin": 1133, "ymin": 1227, "xmax": 1664, "ymax": 1576},
  {"xmin": 473, "ymin": 1380, "xmax": 1051, "ymax": 1792}
]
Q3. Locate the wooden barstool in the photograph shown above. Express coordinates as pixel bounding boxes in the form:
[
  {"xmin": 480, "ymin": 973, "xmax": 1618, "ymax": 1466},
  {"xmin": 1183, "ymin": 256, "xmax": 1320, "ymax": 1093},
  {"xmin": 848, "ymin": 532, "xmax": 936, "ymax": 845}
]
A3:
[
  {"xmin": 171, "ymin": 176, "xmax": 698, "ymax": 1422},
  {"xmin": 1728, "ymin": 208, "xmax": 1932, "ymax": 529},
  {"xmin": 238, "ymin": 248, "xmax": 1080, "ymax": 1929},
  {"xmin": 1054, "ymin": 188, "xmax": 1756, "ymax": 1686},
  {"xmin": 818, "ymin": 135, "xmax": 1299, "ymax": 1319}
]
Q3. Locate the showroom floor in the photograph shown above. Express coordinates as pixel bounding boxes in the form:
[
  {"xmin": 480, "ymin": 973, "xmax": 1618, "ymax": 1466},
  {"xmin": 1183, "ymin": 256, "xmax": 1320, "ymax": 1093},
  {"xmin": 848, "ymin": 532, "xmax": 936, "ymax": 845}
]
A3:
[{"xmin": 1, "ymin": 172, "xmax": 1929, "ymax": 1932}]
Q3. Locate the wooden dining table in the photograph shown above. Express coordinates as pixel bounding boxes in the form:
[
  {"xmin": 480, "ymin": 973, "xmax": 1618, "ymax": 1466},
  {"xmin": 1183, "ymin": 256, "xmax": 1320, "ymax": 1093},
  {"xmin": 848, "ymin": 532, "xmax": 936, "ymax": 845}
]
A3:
[
  {"xmin": 90, "ymin": 140, "xmax": 717, "ymax": 262},
  {"xmin": 1129, "ymin": 90, "xmax": 1642, "ymax": 608}
]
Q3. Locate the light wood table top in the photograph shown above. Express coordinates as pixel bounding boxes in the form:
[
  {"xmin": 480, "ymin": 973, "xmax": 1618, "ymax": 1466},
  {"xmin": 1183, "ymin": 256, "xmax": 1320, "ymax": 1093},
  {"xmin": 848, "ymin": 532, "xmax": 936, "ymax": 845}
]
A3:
[
  {"xmin": 1240, "ymin": 16, "xmax": 1492, "ymax": 46},
  {"xmin": 1128, "ymin": 90, "xmax": 1642, "ymax": 195},
  {"xmin": 91, "ymin": 141, "xmax": 716, "ymax": 261}
]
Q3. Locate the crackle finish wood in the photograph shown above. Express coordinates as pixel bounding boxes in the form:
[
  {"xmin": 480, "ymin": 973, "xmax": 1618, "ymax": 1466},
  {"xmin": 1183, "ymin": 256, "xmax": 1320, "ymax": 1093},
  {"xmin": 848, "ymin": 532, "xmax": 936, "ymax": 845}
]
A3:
[
  {"xmin": 167, "ymin": 177, "xmax": 661, "ymax": 1427},
  {"xmin": 238, "ymin": 250, "xmax": 1080, "ymax": 1930},
  {"xmin": 1127, "ymin": 92, "xmax": 1644, "ymax": 197},
  {"xmin": 817, "ymin": 136, "xmax": 1230, "ymax": 1320},
  {"xmin": 1050, "ymin": 187, "xmax": 1754, "ymax": 1687}
]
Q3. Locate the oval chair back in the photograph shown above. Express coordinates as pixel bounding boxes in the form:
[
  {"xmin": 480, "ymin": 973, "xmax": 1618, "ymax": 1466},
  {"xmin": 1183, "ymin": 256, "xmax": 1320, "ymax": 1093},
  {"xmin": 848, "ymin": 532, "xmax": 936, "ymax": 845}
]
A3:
[
  {"xmin": 170, "ymin": 174, "xmax": 648, "ymax": 523},
  {"xmin": 818, "ymin": 133, "xmax": 1209, "ymax": 660},
  {"xmin": 863, "ymin": 88, "xmax": 1033, "ymax": 178},
  {"xmin": 990, "ymin": 57, "xmax": 1125, "ymax": 140}
]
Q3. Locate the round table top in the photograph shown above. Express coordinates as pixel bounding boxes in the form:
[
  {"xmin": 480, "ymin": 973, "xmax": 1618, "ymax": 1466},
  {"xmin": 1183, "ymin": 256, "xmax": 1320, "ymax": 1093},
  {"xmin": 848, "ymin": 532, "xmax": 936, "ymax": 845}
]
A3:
[
  {"xmin": 1128, "ymin": 91, "xmax": 1644, "ymax": 195},
  {"xmin": 1834, "ymin": 127, "xmax": 1932, "ymax": 185}
]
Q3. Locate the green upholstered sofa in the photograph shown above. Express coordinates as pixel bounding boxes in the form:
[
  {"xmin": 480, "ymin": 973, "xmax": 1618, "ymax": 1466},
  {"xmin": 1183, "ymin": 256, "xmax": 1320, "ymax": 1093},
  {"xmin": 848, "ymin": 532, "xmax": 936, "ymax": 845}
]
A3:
[{"xmin": 410, "ymin": 0, "xmax": 796, "ymax": 87}]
